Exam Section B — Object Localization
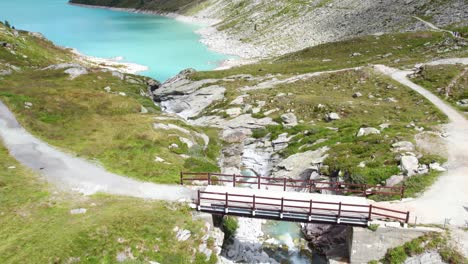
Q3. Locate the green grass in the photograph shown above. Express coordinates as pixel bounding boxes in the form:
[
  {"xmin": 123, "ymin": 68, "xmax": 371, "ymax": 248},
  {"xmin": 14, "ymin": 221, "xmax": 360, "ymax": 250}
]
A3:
[
  {"xmin": 0, "ymin": 23, "xmax": 73, "ymax": 68},
  {"xmin": 0, "ymin": 69, "xmax": 220, "ymax": 184},
  {"xmin": 0, "ymin": 22, "xmax": 220, "ymax": 184},
  {"xmin": 221, "ymin": 216, "xmax": 238, "ymax": 240},
  {"xmin": 191, "ymin": 31, "xmax": 467, "ymax": 80},
  {"xmin": 412, "ymin": 64, "xmax": 467, "ymax": 112},
  {"xmin": 0, "ymin": 144, "xmax": 216, "ymax": 263},
  {"xmin": 203, "ymin": 68, "xmax": 447, "ymax": 189},
  {"xmin": 381, "ymin": 232, "xmax": 466, "ymax": 264}
]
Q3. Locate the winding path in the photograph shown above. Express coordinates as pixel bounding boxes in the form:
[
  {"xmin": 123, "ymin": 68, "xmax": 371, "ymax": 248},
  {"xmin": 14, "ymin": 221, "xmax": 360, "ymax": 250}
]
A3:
[
  {"xmin": 0, "ymin": 101, "xmax": 194, "ymax": 201},
  {"xmin": 0, "ymin": 58, "xmax": 467, "ymax": 224},
  {"xmin": 374, "ymin": 58, "xmax": 468, "ymax": 226}
]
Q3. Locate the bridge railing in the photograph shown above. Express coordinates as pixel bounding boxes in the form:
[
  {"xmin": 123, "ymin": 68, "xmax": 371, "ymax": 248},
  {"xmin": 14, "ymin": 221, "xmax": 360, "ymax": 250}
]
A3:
[
  {"xmin": 196, "ymin": 190, "xmax": 410, "ymax": 224},
  {"xmin": 181, "ymin": 172, "xmax": 405, "ymax": 199}
]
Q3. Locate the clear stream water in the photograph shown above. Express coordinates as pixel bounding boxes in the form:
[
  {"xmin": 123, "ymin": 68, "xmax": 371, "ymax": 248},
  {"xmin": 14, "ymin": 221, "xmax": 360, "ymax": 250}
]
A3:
[{"xmin": 0, "ymin": 0, "xmax": 229, "ymax": 81}]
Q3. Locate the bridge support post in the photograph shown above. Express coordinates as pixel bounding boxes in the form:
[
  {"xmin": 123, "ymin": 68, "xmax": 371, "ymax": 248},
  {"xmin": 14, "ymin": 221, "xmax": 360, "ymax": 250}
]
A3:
[
  {"xmin": 252, "ymin": 195, "xmax": 256, "ymax": 216},
  {"xmin": 368, "ymin": 204, "xmax": 373, "ymax": 222},
  {"xmin": 208, "ymin": 173, "xmax": 212, "ymax": 185},
  {"xmin": 280, "ymin": 197, "xmax": 284, "ymax": 219},
  {"xmin": 197, "ymin": 190, "xmax": 201, "ymax": 211},
  {"xmin": 401, "ymin": 186, "xmax": 406, "ymax": 200},
  {"xmin": 224, "ymin": 192, "xmax": 229, "ymax": 214},
  {"xmin": 257, "ymin": 176, "xmax": 261, "ymax": 189},
  {"xmin": 283, "ymin": 178, "xmax": 287, "ymax": 191},
  {"xmin": 180, "ymin": 172, "xmax": 183, "ymax": 185}
]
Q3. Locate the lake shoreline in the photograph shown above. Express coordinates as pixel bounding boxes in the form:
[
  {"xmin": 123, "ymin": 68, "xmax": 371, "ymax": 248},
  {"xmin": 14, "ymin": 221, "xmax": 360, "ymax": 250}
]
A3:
[{"xmin": 68, "ymin": 2, "xmax": 260, "ymax": 71}]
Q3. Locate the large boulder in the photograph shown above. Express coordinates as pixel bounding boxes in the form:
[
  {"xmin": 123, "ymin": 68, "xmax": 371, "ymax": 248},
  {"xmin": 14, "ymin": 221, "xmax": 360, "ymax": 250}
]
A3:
[
  {"xmin": 281, "ymin": 113, "xmax": 298, "ymax": 127},
  {"xmin": 392, "ymin": 141, "xmax": 415, "ymax": 152},
  {"xmin": 325, "ymin": 112, "xmax": 341, "ymax": 122},
  {"xmin": 400, "ymin": 155, "xmax": 419, "ymax": 176},
  {"xmin": 386, "ymin": 175, "xmax": 404, "ymax": 187},
  {"xmin": 271, "ymin": 147, "xmax": 329, "ymax": 179},
  {"xmin": 302, "ymin": 223, "xmax": 351, "ymax": 260},
  {"xmin": 357, "ymin": 127, "xmax": 381, "ymax": 137}
]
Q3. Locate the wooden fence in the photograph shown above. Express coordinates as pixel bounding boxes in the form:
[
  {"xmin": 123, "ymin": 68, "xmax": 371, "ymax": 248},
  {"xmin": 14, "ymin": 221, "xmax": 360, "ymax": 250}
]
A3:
[{"xmin": 181, "ymin": 172, "xmax": 405, "ymax": 199}]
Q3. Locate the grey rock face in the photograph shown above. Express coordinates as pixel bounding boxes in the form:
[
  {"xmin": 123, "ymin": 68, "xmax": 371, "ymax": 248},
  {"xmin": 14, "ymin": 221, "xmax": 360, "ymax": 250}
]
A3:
[
  {"xmin": 404, "ymin": 251, "xmax": 445, "ymax": 264},
  {"xmin": 272, "ymin": 147, "xmax": 329, "ymax": 180},
  {"xmin": 400, "ymin": 155, "xmax": 419, "ymax": 176},
  {"xmin": 147, "ymin": 78, "xmax": 161, "ymax": 92},
  {"xmin": 302, "ymin": 223, "xmax": 351, "ymax": 260},
  {"xmin": 153, "ymin": 69, "xmax": 226, "ymax": 119}
]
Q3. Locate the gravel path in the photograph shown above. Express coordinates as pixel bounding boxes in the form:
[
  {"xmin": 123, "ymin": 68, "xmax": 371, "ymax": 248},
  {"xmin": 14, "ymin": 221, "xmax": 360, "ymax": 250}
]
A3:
[
  {"xmin": 374, "ymin": 60, "xmax": 468, "ymax": 226},
  {"xmin": 0, "ymin": 101, "xmax": 194, "ymax": 201}
]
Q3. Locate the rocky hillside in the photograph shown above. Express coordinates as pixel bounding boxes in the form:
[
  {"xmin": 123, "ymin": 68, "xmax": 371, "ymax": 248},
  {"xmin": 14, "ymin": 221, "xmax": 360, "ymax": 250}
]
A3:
[
  {"xmin": 70, "ymin": 0, "xmax": 207, "ymax": 13},
  {"xmin": 70, "ymin": 0, "xmax": 468, "ymax": 57}
]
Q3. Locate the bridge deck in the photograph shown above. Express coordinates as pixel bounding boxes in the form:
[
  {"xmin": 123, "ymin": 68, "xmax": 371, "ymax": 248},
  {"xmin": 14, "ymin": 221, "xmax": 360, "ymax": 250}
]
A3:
[{"xmin": 197, "ymin": 186, "xmax": 409, "ymax": 226}]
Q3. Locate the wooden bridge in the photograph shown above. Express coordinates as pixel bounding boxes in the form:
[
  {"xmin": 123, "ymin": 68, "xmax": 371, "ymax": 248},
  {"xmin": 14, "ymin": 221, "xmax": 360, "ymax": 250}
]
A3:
[{"xmin": 182, "ymin": 172, "xmax": 410, "ymax": 226}]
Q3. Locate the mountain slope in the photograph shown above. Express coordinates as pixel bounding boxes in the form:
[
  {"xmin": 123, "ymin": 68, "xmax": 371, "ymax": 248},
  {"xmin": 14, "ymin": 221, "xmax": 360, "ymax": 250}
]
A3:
[{"xmin": 69, "ymin": 0, "xmax": 468, "ymax": 57}]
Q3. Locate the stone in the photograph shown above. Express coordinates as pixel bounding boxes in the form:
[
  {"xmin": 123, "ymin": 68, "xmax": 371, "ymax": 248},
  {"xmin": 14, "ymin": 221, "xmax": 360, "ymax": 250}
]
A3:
[
  {"xmin": 264, "ymin": 108, "xmax": 278, "ymax": 115},
  {"xmin": 175, "ymin": 229, "xmax": 191, "ymax": 241},
  {"xmin": 116, "ymin": 247, "xmax": 135, "ymax": 262},
  {"xmin": 358, "ymin": 161, "xmax": 366, "ymax": 168},
  {"xmin": 386, "ymin": 175, "xmax": 404, "ymax": 187},
  {"xmin": 429, "ymin": 162, "xmax": 446, "ymax": 172},
  {"xmin": 400, "ymin": 155, "xmax": 419, "ymax": 176},
  {"xmin": 104, "ymin": 86, "xmax": 111, "ymax": 93},
  {"xmin": 379, "ymin": 123, "xmax": 391, "ymax": 130},
  {"xmin": 272, "ymin": 133, "xmax": 292, "ymax": 151},
  {"xmin": 351, "ymin": 52, "xmax": 362, "ymax": 57},
  {"xmin": 243, "ymin": 104, "xmax": 252, "ymax": 113},
  {"xmin": 385, "ymin": 97, "xmax": 398, "ymax": 103},
  {"xmin": 118, "ymin": 92, "xmax": 126, "ymax": 96},
  {"xmin": 417, "ymin": 164, "xmax": 429, "ymax": 174},
  {"xmin": 24, "ymin": 102, "xmax": 33, "ymax": 109},
  {"xmin": 392, "ymin": 141, "xmax": 415, "ymax": 152},
  {"xmin": 252, "ymin": 107, "xmax": 261, "ymax": 114},
  {"xmin": 111, "ymin": 71, "xmax": 124, "ymax": 80},
  {"xmin": 272, "ymin": 147, "xmax": 329, "ymax": 180},
  {"xmin": 153, "ymin": 123, "xmax": 191, "ymax": 134},
  {"xmin": 222, "ymin": 129, "xmax": 248, "ymax": 143},
  {"xmin": 146, "ymin": 78, "xmax": 161, "ymax": 92},
  {"xmin": 352, "ymin": 92, "xmax": 363, "ymax": 98},
  {"xmin": 198, "ymin": 243, "xmax": 213, "ymax": 260},
  {"xmin": 230, "ymin": 95, "xmax": 246, "ymax": 105},
  {"xmin": 325, "ymin": 112, "xmax": 340, "ymax": 122},
  {"xmin": 169, "ymin": 143, "xmax": 179, "ymax": 149},
  {"xmin": 7, "ymin": 166, "xmax": 16, "ymax": 169},
  {"xmin": 456, "ymin": 99, "xmax": 468, "ymax": 106},
  {"xmin": 63, "ymin": 67, "xmax": 88, "ymax": 79},
  {"xmin": 179, "ymin": 137, "xmax": 195, "ymax": 148},
  {"xmin": 70, "ymin": 208, "xmax": 87, "ymax": 215},
  {"xmin": 226, "ymin": 107, "xmax": 242, "ymax": 117},
  {"xmin": 356, "ymin": 127, "xmax": 380, "ymax": 137},
  {"xmin": 138, "ymin": 106, "xmax": 148, "ymax": 115},
  {"xmin": 281, "ymin": 113, "xmax": 298, "ymax": 127},
  {"xmin": 154, "ymin": 157, "xmax": 166, "ymax": 163},
  {"xmin": 404, "ymin": 251, "xmax": 444, "ymax": 264}
]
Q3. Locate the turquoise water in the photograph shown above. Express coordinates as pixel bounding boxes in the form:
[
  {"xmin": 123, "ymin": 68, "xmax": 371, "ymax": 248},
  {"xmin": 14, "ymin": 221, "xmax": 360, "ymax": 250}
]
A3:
[
  {"xmin": 0, "ymin": 0, "xmax": 229, "ymax": 80},
  {"xmin": 263, "ymin": 221, "xmax": 327, "ymax": 264}
]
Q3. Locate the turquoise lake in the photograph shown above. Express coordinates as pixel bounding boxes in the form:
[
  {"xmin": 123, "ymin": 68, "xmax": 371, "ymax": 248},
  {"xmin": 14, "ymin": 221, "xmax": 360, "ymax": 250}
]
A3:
[{"xmin": 0, "ymin": 0, "xmax": 229, "ymax": 80}]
